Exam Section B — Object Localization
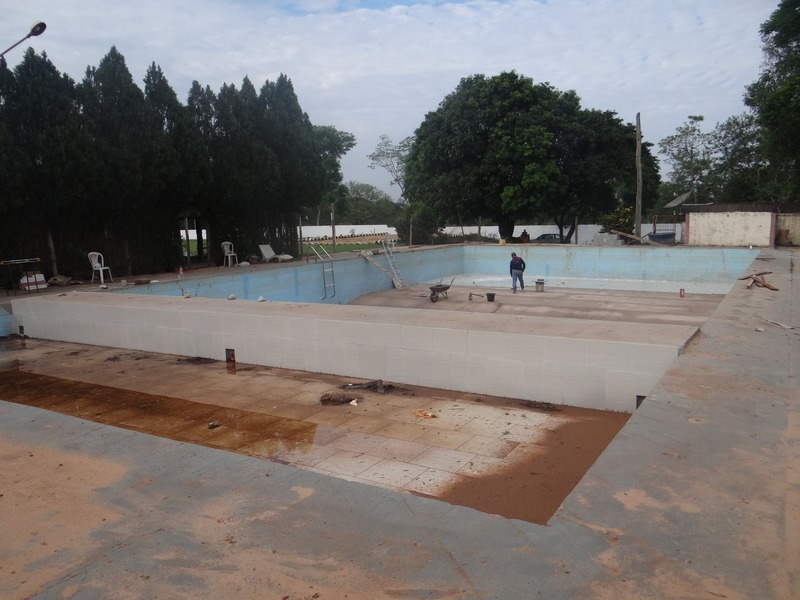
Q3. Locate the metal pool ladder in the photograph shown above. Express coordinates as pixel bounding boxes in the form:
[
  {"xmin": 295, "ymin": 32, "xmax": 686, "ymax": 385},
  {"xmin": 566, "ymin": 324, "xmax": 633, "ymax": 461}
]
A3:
[
  {"xmin": 380, "ymin": 234, "xmax": 405, "ymax": 289},
  {"xmin": 310, "ymin": 245, "xmax": 336, "ymax": 299}
]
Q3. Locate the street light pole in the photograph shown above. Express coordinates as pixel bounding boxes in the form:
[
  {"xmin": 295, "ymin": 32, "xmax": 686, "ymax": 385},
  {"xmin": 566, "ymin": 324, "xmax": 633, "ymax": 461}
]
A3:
[{"xmin": 1, "ymin": 22, "xmax": 47, "ymax": 60}]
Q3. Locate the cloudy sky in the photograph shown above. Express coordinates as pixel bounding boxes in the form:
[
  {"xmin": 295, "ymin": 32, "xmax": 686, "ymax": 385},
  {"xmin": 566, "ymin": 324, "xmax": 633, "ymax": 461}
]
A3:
[{"xmin": 1, "ymin": 0, "xmax": 777, "ymax": 199}]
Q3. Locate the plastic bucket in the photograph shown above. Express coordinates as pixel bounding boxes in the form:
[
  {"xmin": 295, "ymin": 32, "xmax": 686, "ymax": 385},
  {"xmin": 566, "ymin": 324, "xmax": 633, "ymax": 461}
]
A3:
[{"xmin": 486, "ymin": 292, "xmax": 496, "ymax": 302}]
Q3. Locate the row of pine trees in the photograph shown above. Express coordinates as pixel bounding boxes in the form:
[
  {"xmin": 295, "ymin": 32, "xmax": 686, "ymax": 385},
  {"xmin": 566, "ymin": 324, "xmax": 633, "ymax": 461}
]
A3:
[{"xmin": 0, "ymin": 46, "xmax": 352, "ymax": 281}]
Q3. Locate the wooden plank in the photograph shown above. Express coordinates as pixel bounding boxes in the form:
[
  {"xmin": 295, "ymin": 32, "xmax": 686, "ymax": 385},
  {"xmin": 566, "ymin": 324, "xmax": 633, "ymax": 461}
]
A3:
[{"xmin": 609, "ymin": 230, "xmax": 664, "ymax": 246}]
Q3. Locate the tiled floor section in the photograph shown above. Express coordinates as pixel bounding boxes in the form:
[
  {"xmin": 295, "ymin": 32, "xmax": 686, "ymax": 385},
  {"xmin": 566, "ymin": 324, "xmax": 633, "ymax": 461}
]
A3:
[{"xmin": 1, "ymin": 339, "xmax": 570, "ymax": 499}]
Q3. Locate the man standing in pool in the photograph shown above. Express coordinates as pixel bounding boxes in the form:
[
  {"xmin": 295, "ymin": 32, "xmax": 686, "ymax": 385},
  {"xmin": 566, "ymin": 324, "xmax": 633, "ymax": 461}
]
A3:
[{"xmin": 510, "ymin": 252, "xmax": 526, "ymax": 293}]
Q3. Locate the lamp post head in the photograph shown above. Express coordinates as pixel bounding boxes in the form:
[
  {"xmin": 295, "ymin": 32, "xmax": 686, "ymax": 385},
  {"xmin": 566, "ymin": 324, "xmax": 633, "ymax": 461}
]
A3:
[
  {"xmin": 29, "ymin": 22, "xmax": 47, "ymax": 37},
  {"xmin": 1, "ymin": 21, "xmax": 47, "ymax": 59}
]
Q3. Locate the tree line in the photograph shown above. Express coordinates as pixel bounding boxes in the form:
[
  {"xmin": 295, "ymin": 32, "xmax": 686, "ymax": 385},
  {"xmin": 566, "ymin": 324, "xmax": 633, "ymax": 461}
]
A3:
[
  {"xmin": 0, "ymin": 46, "xmax": 355, "ymax": 280},
  {"xmin": 4, "ymin": 0, "xmax": 795, "ymax": 282},
  {"xmin": 373, "ymin": 1, "xmax": 800, "ymax": 242},
  {"xmin": 623, "ymin": 0, "xmax": 800, "ymax": 209}
]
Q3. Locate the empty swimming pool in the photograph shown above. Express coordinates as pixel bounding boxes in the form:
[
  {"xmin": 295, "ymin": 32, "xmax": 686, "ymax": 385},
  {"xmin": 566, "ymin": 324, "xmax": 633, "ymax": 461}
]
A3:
[
  {"xmin": 116, "ymin": 245, "xmax": 757, "ymax": 303},
  {"xmin": 9, "ymin": 245, "xmax": 758, "ymax": 412}
]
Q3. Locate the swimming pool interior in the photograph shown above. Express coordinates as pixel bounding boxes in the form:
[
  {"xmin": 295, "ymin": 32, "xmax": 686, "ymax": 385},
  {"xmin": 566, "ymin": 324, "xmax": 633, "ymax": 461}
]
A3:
[
  {"xmin": 118, "ymin": 245, "xmax": 759, "ymax": 303},
  {"xmin": 6, "ymin": 244, "xmax": 760, "ymax": 412}
]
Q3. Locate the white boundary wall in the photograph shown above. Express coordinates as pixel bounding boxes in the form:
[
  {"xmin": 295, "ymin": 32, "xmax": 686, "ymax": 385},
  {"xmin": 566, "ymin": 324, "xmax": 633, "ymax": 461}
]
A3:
[
  {"xmin": 686, "ymin": 212, "xmax": 776, "ymax": 246},
  {"xmin": 11, "ymin": 293, "xmax": 690, "ymax": 413}
]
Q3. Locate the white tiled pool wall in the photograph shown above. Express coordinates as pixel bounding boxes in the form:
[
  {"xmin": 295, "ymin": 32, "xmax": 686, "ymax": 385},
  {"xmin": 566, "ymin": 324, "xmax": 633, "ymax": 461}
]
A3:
[
  {"xmin": 11, "ymin": 294, "xmax": 677, "ymax": 412},
  {"xmin": 9, "ymin": 246, "xmax": 758, "ymax": 413},
  {"xmin": 118, "ymin": 245, "xmax": 756, "ymax": 302}
]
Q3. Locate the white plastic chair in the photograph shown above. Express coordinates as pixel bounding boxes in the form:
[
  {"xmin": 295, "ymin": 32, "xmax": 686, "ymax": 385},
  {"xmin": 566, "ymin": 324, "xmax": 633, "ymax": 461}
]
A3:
[
  {"xmin": 88, "ymin": 252, "xmax": 112, "ymax": 285},
  {"xmin": 221, "ymin": 241, "xmax": 238, "ymax": 266}
]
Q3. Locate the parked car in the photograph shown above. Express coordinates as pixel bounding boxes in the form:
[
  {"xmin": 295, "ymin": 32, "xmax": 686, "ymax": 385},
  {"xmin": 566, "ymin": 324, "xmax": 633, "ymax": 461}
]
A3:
[{"xmin": 534, "ymin": 233, "xmax": 562, "ymax": 243}]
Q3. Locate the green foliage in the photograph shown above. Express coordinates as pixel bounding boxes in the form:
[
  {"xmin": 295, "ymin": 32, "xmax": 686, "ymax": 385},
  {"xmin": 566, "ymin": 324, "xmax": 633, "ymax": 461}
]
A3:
[
  {"xmin": 597, "ymin": 205, "xmax": 633, "ymax": 234},
  {"xmin": 337, "ymin": 182, "xmax": 404, "ymax": 225},
  {"xmin": 368, "ymin": 134, "xmax": 413, "ymax": 199},
  {"xmin": 0, "ymin": 48, "xmax": 352, "ymax": 278},
  {"xmin": 404, "ymin": 71, "xmax": 659, "ymax": 242},
  {"xmin": 395, "ymin": 202, "xmax": 439, "ymax": 245},
  {"xmin": 658, "ymin": 115, "xmax": 715, "ymax": 204},
  {"xmin": 744, "ymin": 0, "xmax": 800, "ymax": 199}
]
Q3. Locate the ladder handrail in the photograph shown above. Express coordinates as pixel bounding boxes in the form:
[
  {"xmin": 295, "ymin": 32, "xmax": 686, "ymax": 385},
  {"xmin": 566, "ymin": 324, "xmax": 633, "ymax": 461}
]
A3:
[
  {"xmin": 310, "ymin": 245, "xmax": 336, "ymax": 299},
  {"xmin": 359, "ymin": 251, "xmax": 403, "ymax": 289},
  {"xmin": 380, "ymin": 235, "xmax": 405, "ymax": 289}
]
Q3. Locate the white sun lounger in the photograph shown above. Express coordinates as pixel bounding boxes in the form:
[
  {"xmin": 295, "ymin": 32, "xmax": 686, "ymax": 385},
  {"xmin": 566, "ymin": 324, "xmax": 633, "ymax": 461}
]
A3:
[{"xmin": 259, "ymin": 244, "xmax": 293, "ymax": 263}]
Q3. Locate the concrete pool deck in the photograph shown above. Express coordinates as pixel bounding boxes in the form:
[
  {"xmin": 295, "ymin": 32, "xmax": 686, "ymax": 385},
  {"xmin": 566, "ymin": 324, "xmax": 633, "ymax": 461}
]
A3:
[{"xmin": 0, "ymin": 246, "xmax": 797, "ymax": 598}]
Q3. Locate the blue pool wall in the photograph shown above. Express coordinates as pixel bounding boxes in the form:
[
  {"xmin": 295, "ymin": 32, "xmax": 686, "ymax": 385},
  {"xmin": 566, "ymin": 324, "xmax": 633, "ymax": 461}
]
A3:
[{"xmin": 116, "ymin": 245, "xmax": 758, "ymax": 304}]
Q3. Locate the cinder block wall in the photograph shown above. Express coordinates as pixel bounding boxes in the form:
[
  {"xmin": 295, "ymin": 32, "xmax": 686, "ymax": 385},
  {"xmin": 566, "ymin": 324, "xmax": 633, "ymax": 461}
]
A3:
[{"xmin": 11, "ymin": 293, "xmax": 688, "ymax": 413}]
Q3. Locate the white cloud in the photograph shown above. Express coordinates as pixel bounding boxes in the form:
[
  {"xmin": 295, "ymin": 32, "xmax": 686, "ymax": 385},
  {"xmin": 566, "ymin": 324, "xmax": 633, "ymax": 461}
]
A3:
[{"xmin": 2, "ymin": 0, "xmax": 777, "ymax": 198}]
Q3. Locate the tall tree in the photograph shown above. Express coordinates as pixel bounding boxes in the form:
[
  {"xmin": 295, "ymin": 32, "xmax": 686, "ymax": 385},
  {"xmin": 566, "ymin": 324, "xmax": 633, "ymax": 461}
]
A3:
[
  {"xmin": 745, "ymin": 0, "xmax": 800, "ymax": 197},
  {"xmin": 405, "ymin": 73, "xmax": 559, "ymax": 239},
  {"xmin": 368, "ymin": 134, "xmax": 413, "ymax": 199},
  {"xmin": 707, "ymin": 113, "xmax": 774, "ymax": 202},
  {"xmin": 658, "ymin": 115, "xmax": 714, "ymax": 204},
  {"xmin": 142, "ymin": 62, "xmax": 194, "ymax": 271},
  {"xmin": 260, "ymin": 74, "xmax": 324, "ymax": 254},
  {"xmin": 405, "ymin": 71, "xmax": 650, "ymax": 240},
  {"xmin": 1, "ymin": 50, "xmax": 87, "ymax": 275},
  {"xmin": 314, "ymin": 124, "xmax": 356, "ymax": 226},
  {"xmin": 209, "ymin": 78, "xmax": 278, "ymax": 258},
  {"xmin": 186, "ymin": 81, "xmax": 217, "ymax": 258},
  {"xmin": 77, "ymin": 46, "xmax": 155, "ymax": 275}
]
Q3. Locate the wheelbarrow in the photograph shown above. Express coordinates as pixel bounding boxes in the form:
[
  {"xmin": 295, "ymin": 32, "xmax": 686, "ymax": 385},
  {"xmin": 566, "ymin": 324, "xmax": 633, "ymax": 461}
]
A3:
[{"xmin": 429, "ymin": 277, "xmax": 455, "ymax": 302}]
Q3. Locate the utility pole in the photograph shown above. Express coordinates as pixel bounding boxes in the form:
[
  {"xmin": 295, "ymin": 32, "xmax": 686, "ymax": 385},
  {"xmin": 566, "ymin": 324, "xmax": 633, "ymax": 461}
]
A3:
[
  {"xmin": 331, "ymin": 202, "xmax": 336, "ymax": 253},
  {"xmin": 635, "ymin": 112, "xmax": 643, "ymax": 238}
]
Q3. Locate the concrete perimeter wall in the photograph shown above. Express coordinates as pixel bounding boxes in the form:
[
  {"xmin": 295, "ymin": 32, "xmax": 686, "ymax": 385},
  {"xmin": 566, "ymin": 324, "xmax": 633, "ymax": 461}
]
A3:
[
  {"xmin": 10, "ymin": 294, "xmax": 687, "ymax": 413},
  {"xmin": 686, "ymin": 211, "xmax": 776, "ymax": 246}
]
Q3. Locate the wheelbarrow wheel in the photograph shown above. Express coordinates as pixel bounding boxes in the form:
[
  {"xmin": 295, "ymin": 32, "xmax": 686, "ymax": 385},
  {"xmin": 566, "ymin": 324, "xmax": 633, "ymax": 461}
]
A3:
[{"xmin": 430, "ymin": 291, "xmax": 438, "ymax": 302}]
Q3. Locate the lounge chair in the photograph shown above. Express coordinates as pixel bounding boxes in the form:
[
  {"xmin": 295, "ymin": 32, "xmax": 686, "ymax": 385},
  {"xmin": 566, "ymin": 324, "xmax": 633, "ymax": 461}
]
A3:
[{"xmin": 259, "ymin": 244, "xmax": 293, "ymax": 263}]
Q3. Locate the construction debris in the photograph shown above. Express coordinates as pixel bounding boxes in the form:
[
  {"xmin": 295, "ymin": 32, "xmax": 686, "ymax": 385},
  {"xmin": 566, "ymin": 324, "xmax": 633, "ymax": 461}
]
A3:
[
  {"xmin": 609, "ymin": 229, "xmax": 664, "ymax": 246},
  {"xmin": 764, "ymin": 318, "xmax": 795, "ymax": 330},
  {"xmin": 320, "ymin": 391, "xmax": 362, "ymax": 405},
  {"xmin": 739, "ymin": 271, "xmax": 779, "ymax": 291},
  {"xmin": 521, "ymin": 400, "xmax": 562, "ymax": 412},
  {"xmin": 342, "ymin": 379, "xmax": 390, "ymax": 393},
  {"xmin": 412, "ymin": 408, "xmax": 437, "ymax": 419}
]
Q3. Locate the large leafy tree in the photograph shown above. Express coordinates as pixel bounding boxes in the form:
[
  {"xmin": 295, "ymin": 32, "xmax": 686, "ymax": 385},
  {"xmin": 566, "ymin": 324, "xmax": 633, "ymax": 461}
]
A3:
[
  {"xmin": 706, "ymin": 113, "xmax": 774, "ymax": 202},
  {"xmin": 745, "ymin": 0, "xmax": 800, "ymax": 198},
  {"xmin": 405, "ymin": 73, "xmax": 557, "ymax": 239},
  {"xmin": 405, "ymin": 72, "xmax": 652, "ymax": 241},
  {"xmin": 546, "ymin": 107, "xmax": 658, "ymax": 238},
  {"xmin": 658, "ymin": 112, "xmax": 784, "ymax": 205}
]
